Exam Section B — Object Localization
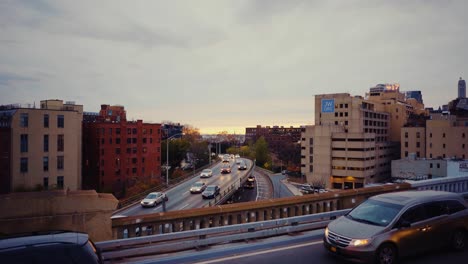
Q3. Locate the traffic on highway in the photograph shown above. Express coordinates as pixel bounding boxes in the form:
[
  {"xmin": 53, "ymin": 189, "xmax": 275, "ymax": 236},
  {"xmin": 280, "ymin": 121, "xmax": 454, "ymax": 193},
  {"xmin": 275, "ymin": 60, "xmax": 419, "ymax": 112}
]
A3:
[{"xmin": 116, "ymin": 157, "xmax": 252, "ymax": 217}]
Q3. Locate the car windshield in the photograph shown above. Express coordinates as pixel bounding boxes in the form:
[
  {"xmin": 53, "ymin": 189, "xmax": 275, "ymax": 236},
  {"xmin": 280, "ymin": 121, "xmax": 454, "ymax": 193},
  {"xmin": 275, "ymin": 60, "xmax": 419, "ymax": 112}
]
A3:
[
  {"xmin": 206, "ymin": 186, "xmax": 216, "ymax": 191},
  {"xmin": 193, "ymin": 182, "xmax": 204, "ymax": 187},
  {"xmin": 146, "ymin": 193, "xmax": 159, "ymax": 199},
  {"xmin": 347, "ymin": 199, "xmax": 403, "ymax": 227},
  {"xmin": 202, "ymin": 169, "xmax": 211, "ymax": 173}
]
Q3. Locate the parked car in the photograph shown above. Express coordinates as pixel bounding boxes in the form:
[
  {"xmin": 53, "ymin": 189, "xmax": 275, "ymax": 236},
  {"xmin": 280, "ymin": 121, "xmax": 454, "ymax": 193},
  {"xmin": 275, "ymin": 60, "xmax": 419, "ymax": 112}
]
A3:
[
  {"xmin": 247, "ymin": 175, "xmax": 255, "ymax": 182},
  {"xmin": 300, "ymin": 184, "xmax": 315, "ymax": 194},
  {"xmin": 221, "ymin": 164, "xmax": 231, "ymax": 174},
  {"xmin": 0, "ymin": 231, "xmax": 102, "ymax": 264},
  {"xmin": 323, "ymin": 190, "xmax": 468, "ymax": 264},
  {"xmin": 200, "ymin": 169, "xmax": 213, "ymax": 178},
  {"xmin": 202, "ymin": 185, "xmax": 220, "ymax": 199},
  {"xmin": 238, "ymin": 161, "xmax": 247, "ymax": 170},
  {"xmin": 140, "ymin": 192, "xmax": 168, "ymax": 208},
  {"xmin": 190, "ymin": 181, "xmax": 207, "ymax": 193}
]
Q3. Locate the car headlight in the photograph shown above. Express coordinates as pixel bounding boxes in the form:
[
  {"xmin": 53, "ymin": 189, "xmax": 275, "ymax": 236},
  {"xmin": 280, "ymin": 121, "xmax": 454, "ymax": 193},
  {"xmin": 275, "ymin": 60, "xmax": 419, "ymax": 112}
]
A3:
[
  {"xmin": 350, "ymin": 238, "xmax": 371, "ymax": 247},
  {"xmin": 325, "ymin": 227, "xmax": 329, "ymax": 237}
]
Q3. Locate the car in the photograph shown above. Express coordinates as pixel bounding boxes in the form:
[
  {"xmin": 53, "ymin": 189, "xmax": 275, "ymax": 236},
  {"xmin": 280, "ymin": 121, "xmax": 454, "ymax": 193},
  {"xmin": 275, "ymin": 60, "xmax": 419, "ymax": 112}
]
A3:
[
  {"xmin": 190, "ymin": 181, "xmax": 207, "ymax": 193},
  {"xmin": 235, "ymin": 154, "xmax": 240, "ymax": 158},
  {"xmin": 300, "ymin": 184, "xmax": 315, "ymax": 194},
  {"xmin": 247, "ymin": 175, "xmax": 255, "ymax": 182},
  {"xmin": 238, "ymin": 161, "xmax": 247, "ymax": 170},
  {"xmin": 140, "ymin": 192, "xmax": 168, "ymax": 207},
  {"xmin": 202, "ymin": 185, "xmax": 220, "ymax": 199},
  {"xmin": 0, "ymin": 231, "xmax": 102, "ymax": 264},
  {"xmin": 200, "ymin": 169, "xmax": 213, "ymax": 178},
  {"xmin": 222, "ymin": 158, "xmax": 230, "ymax": 163},
  {"xmin": 236, "ymin": 159, "xmax": 241, "ymax": 165},
  {"xmin": 323, "ymin": 190, "xmax": 468, "ymax": 264},
  {"xmin": 221, "ymin": 164, "xmax": 231, "ymax": 174}
]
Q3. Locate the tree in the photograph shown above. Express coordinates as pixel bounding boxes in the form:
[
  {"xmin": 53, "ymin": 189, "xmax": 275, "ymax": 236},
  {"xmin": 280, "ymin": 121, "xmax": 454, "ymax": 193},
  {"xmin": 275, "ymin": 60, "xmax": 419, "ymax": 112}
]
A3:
[{"xmin": 253, "ymin": 136, "xmax": 269, "ymax": 167}]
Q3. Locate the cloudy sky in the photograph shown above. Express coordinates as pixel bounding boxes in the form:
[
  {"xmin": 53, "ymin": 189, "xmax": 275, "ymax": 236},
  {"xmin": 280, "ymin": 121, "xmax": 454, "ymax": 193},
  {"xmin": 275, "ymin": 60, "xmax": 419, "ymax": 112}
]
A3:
[{"xmin": 1, "ymin": 1, "xmax": 467, "ymax": 134}]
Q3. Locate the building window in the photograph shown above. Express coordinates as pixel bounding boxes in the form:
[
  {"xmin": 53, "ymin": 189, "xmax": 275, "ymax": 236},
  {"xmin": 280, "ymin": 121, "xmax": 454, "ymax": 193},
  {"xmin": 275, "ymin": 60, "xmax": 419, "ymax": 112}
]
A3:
[
  {"xmin": 430, "ymin": 142, "xmax": 432, "ymax": 148},
  {"xmin": 143, "ymin": 138, "xmax": 147, "ymax": 144},
  {"xmin": 57, "ymin": 135, "xmax": 64, "ymax": 152},
  {"xmin": 405, "ymin": 132, "xmax": 408, "ymax": 138},
  {"xmin": 430, "ymin": 163, "xmax": 433, "ymax": 168},
  {"xmin": 416, "ymin": 142, "xmax": 420, "ymax": 148},
  {"xmin": 57, "ymin": 156, "xmax": 64, "ymax": 170},
  {"xmin": 116, "ymin": 138, "xmax": 121, "ymax": 144},
  {"xmin": 132, "ymin": 128, "xmax": 137, "ymax": 134},
  {"xmin": 132, "ymin": 138, "xmax": 137, "ymax": 144},
  {"xmin": 116, "ymin": 148, "xmax": 121, "ymax": 154},
  {"xmin": 44, "ymin": 135, "xmax": 49, "ymax": 152},
  {"xmin": 463, "ymin": 133, "xmax": 465, "ymax": 138},
  {"xmin": 443, "ymin": 133, "xmax": 446, "ymax": 138},
  {"xmin": 43, "ymin": 157, "xmax": 49, "ymax": 172},
  {"xmin": 43, "ymin": 177, "xmax": 49, "ymax": 190},
  {"xmin": 429, "ymin": 133, "xmax": 432, "ymax": 138},
  {"xmin": 20, "ymin": 158, "xmax": 28, "ymax": 173},
  {"xmin": 116, "ymin": 128, "xmax": 121, "ymax": 135},
  {"xmin": 416, "ymin": 152, "xmax": 420, "ymax": 158},
  {"xmin": 463, "ymin": 144, "xmax": 465, "ymax": 149},
  {"xmin": 109, "ymin": 128, "xmax": 113, "ymax": 135},
  {"xmin": 404, "ymin": 151, "xmax": 408, "ymax": 157},
  {"xmin": 20, "ymin": 134, "xmax": 28, "ymax": 152},
  {"xmin": 416, "ymin": 132, "xmax": 420, "ymax": 138},
  {"xmin": 20, "ymin": 113, "xmax": 28, "ymax": 127},
  {"xmin": 57, "ymin": 176, "xmax": 64, "ymax": 189},
  {"xmin": 404, "ymin": 142, "xmax": 408, "ymax": 148},
  {"xmin": 57, "ymin": 115, "xmax": 64, "ymax": 128},
  {"xmin": 437, "ymin": 163, "xmax": 440, "ymax": 168},
  {"xmin": 430, "ymin": 153, "xmax": 433, "ymax": 158},
  {"xmin": 44, "ymin": 114, "xmax": 49, "ymax": 128},
  {"xmin": 443, "ymin": 143, "xmax": 446, "ymax": 149},
  {"xmin": 109, "ymin": 138, "xmax": 112, "ymax": 144}
]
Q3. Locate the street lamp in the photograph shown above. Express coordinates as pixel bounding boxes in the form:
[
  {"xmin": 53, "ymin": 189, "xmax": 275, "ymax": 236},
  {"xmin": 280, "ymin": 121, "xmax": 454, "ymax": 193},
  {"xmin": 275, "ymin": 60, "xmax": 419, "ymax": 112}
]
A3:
[{"xmin": 165, "ymin": 133, "xmax": 184, "ymax": 186}]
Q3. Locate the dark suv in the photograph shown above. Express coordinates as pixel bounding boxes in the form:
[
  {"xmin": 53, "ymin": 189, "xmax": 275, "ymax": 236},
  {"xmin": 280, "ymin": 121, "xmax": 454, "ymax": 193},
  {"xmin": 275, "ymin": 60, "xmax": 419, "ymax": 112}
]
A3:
[{"xmin": 0, "ymin": 231, "xmax": 102, "ymax": 264}]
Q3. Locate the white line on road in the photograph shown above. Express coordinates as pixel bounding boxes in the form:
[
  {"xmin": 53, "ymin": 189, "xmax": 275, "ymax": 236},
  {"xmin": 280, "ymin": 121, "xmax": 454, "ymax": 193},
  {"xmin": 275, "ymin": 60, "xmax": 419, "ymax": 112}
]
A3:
[
  {"xmin": 179, "ymin": 204, "xmax": 190, "ymax": 210},
  {"xmin": 194, "ymin": 241, "xmax": 323, "ymax": 264}
]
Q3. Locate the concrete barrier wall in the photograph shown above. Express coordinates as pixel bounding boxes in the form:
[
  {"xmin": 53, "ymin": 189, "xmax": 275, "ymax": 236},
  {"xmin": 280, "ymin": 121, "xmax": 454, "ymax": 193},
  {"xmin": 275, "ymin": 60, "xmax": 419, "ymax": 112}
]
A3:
[
  {"xmin": 0, "ymin": 189, "xmax": 118, "ymax": 241},
  {"xmin": 111, "ymin": 183, "xmax": 412, "ymax": 239}
]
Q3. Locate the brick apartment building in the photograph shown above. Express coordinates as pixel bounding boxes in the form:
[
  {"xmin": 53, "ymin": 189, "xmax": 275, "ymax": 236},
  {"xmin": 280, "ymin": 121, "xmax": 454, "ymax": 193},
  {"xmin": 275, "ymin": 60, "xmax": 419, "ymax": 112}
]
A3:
[
  {"xmin": 82, "ymin": 104, "xmax": 161, "ymax": 197},
  {"xmin": 245, "ymin": 125, "xmax": 302, "ymax": 153},
  {"xmin": 0, "ymin": 100, "xmax": 83, "ymax": 194}
]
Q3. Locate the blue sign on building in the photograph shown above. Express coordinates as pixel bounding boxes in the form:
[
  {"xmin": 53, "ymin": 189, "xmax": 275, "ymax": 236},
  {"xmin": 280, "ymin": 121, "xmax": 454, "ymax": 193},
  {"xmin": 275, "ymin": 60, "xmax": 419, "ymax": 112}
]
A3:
[{"xmin": 321, "ymin": 99, "xmax": 335, "ymax": 113}]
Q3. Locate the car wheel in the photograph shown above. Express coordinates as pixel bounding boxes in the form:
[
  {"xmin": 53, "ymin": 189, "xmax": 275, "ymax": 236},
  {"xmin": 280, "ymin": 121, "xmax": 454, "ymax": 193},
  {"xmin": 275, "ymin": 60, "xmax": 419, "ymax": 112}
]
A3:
[
  {"xmin": 376, "ymin": 244, "xmax": 398, "ymax": 264},
  {"xmin": 451, "ymin": 229, "xmax": 466, "ymax": 251}
]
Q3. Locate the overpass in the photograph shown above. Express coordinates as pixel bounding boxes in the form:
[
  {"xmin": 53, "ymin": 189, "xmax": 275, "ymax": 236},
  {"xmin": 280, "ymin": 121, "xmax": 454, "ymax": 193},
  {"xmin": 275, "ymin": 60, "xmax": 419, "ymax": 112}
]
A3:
[{"xmin": 97, "ymin": 175, "xmax": 468, "ymax": 262}]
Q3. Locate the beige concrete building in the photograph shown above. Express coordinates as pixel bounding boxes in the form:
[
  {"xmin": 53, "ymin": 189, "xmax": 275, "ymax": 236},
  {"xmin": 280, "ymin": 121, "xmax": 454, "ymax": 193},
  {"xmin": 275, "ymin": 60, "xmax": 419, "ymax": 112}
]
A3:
[
  {"xmin": 301, "ymin": 85, "xmax": 423, "ymax": 189},
  {"xmin": 0, "ymin": 100, "xmax": 83, "ymax": 193},
  {"xmin": 401, "ymin": 113, "xmax": 468, "ymax": 160}
]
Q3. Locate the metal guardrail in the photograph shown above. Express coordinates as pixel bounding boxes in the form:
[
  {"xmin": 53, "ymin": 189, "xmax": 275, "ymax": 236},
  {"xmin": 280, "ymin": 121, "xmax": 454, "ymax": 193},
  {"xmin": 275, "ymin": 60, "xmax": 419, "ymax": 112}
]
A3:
[{"xmin": 96, "ymin": 209, "xmax": 350, "ymax": 262}]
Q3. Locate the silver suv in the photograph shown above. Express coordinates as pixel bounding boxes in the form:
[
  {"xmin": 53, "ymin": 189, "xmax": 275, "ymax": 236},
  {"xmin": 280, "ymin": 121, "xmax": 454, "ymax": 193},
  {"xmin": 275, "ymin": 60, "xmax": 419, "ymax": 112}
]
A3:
[{"xmin": 324, "ymin": 190, "xmax": 468, "ymax": 264}]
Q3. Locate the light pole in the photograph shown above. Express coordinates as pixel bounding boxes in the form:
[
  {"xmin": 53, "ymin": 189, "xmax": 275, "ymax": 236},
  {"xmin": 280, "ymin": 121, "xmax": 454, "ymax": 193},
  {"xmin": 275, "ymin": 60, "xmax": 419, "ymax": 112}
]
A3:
[{"xmin": 166, "ymin": 133, "xmax": 184, "ymax": 186}]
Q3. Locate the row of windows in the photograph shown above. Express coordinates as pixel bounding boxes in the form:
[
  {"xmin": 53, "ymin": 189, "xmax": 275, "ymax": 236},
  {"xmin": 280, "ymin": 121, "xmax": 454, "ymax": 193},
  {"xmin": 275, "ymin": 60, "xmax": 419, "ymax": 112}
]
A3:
[
  {"xmin": 331, "ymin": 138, "xmax": 375, "ymax": 142},
  {"xmin": 97, "ymin": 127, "xmax": 160, "ymax": 136},
  {"xmin": 98, "ymin": 137, "xmax": 159, "ymax": 145},
  {"xmin": 20, "ymin": 113, "xmax": 64, "ymax": 128},
  {"xmin": 364, "ymin": 120, "xmax": 388, "ymax": 127},
  {"xmin": 332, "ymin": 156, "xmax": 376, "ymax": 161},
  {"xmin": 332, "ymin": 147, "xmax": 376, "ymax": 151},
  {"xmin": 406, "ymin": 132, "xmax": 466, "ymax": 139},
  {"xmin": 20, "ymin": 156, "xmax": 64, "ymax": 173},
  {"xmin": 42, "ymin": 176, "xmax": 64, "ymax": 190},
  {"xmin": 363, "ymin": 111, "xmax": 388, "ymax": 120},
  {"xmin": 332, "ymin": 166, "xmax": 375, "ymax": 171},
  {"xmin": 334, "ymin": 112, "xmax": 349, "ymax": 117},
  {"xmin": 20, "ymin": 134, "xmax": 64, "ymax": 153}
]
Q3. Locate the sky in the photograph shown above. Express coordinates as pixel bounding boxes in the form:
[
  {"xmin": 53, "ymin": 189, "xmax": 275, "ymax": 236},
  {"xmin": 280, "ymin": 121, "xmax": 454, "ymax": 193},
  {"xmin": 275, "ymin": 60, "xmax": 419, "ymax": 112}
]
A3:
[{"xmin": 1, "ymin": 0, "xmax": 467, "ymax": 134}]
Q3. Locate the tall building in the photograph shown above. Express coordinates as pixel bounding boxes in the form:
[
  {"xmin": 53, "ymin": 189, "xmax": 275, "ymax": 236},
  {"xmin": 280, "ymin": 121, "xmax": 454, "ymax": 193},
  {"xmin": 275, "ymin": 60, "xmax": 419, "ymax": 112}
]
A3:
[
  {"xmin": 245, "ymin": 125, "xmax": 302, "ymax": 153},
  {"xmin": 405, "ymin": 91, "xmax": 423, "ymax": 104},
  {"xmin": 301, "ymin": 85, "xmax": 425, "ymax": 190},
  {"xmin": 82, "ymin": 104, "xmax": 161, "ymax": 197},
  {"xmin": 459, "ymin": 77, "xmax": 466, "ymax": 98},
  {"xmin": 0, "ymin": 100, "xmax": 83, "ymax": 194}
]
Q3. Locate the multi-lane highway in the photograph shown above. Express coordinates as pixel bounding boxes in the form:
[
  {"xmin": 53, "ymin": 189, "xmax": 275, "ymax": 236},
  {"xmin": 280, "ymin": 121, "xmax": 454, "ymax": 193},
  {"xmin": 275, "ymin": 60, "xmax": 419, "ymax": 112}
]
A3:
[{"xmin": 117, "ymin": 158, "xmax": 253, "ymax": 217}]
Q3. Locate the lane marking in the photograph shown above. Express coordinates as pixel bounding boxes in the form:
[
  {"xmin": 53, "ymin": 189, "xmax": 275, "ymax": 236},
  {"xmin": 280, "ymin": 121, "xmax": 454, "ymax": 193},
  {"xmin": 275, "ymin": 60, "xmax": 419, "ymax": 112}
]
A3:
[
  {"xmin": 179, "ymin": 204, "xmax": 190, "ymax": 210},
  {"xmin": 194, "ymin": 241, "xmax": 322, "ymax": 264}
]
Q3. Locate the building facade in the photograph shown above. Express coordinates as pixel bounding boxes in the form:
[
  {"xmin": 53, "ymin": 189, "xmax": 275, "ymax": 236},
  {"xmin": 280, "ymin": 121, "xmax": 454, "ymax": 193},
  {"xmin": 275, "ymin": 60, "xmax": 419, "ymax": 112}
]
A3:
[
  {"xmin": 301, "ymin": 85, "xmax": 424, "ymax": 190},
  {"xmin": 0, "ymin": 100, "xmax": 83, "ymax": 194},
  {"xmin": 392, "ymin": 153, "xmax": 468, "ymax": 180},
  {"xmin": 401, "ymin": 113, "xmax": 468, "ymax": 160},
  {"xmin": 245, "ymin": 125, "xmax": 302, "ymax": 153},
  {"xmin": 82, "ymin": 105, "xmax": 161, "ymax": 197}
]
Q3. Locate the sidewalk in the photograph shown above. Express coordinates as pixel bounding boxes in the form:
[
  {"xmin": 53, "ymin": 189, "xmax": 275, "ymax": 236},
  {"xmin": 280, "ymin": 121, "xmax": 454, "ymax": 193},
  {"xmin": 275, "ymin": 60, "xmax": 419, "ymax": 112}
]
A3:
[{"xmin": 281, "ymin": 178, "xmax": 303, "ymax": 196}]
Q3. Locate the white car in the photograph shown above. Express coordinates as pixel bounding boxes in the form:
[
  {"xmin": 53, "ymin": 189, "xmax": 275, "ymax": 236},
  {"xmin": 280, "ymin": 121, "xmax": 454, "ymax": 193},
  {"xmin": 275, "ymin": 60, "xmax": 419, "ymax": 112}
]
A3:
[
  {"xmin": 190, "ymin": 181, "xmax": 207, "ymax": 193},
  {"xmin": 140, "ymin": 192, "xmax": 168, "ymax": 208},
  {"xmin": 200, "ymin": 169, "xmax": 213, "ymax": 178}
]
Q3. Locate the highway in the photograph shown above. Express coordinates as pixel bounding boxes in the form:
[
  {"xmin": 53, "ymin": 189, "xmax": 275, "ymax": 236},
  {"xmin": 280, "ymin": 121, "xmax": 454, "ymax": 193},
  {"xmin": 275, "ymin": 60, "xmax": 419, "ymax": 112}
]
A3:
[
  {"xmin": 128, "ymin": 229, "xmax": 468, "ymax": 264},
  {"xmin": 117, "ymin": 158, "xmax": 253, "ymax": 217}
]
